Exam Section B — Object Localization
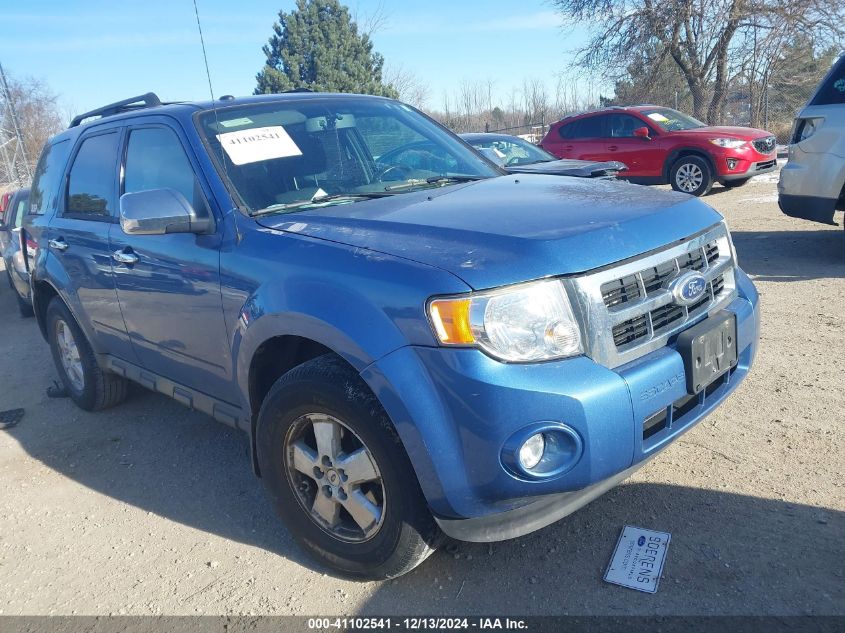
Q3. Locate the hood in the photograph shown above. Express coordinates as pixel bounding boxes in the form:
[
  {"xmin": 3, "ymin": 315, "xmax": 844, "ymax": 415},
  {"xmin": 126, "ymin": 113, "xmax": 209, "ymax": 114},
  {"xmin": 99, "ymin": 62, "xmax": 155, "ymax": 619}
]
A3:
[
  {"xmin": 256, "ymin": 174, "xmax": 723, "ymax": 290},
  {"xmin": 506, "ymin": 159, "xmax": 627, "ymax": 178},
  {"xmin": 675, "ymin": 125, "xmax": 773, "ymax": 139}
]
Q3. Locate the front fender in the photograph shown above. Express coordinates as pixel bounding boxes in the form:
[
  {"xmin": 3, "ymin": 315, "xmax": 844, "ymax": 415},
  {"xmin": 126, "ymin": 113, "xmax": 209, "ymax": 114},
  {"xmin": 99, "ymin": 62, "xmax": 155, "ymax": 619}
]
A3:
[{"xmin": 226, "ymin": 221, "xmax": 472, "ymax": 417}]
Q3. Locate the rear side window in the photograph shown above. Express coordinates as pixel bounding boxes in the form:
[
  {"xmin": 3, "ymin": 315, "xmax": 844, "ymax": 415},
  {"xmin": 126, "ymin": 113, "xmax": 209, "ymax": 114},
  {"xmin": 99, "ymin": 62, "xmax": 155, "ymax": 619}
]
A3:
[
  {"xmin": 565, "ymin": 116, "xmax": 604, "ymax": 139},
  {"xmin": 124, "ymin": 127, "xmax": 207, "ymax": 212},
  {"xmin": 66, "ymin": 132, "xmax": 120, "ymax": 218},
  {"xmin": 29, "ymin": 139, "xmax": 71, "ymax": 216},
  {"xmin": 811, "ymin": 56, "xmax": 845, "ymax": 106}
]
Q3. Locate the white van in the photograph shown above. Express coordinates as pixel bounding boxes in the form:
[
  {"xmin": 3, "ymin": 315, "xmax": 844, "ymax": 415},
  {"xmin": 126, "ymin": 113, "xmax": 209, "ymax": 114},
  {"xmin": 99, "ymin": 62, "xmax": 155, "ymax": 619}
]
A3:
[{"xmin": 779, "ymin": 53, "xmax": 845, "ymax": 226}]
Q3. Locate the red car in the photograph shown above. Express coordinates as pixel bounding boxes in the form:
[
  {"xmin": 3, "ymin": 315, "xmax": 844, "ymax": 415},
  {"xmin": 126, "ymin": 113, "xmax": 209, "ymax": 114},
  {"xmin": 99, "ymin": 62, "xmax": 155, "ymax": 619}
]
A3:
[{"xmin": 540, "ymin": 106, "xmax": 777, "ymax": 196}]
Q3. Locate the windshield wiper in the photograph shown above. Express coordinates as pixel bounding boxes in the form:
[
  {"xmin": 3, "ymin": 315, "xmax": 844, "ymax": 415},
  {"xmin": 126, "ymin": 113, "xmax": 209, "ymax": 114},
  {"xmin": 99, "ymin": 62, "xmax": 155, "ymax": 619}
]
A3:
[
  {"xmin": 251, "ymin": 192, "xmax": 394, "ymax": 216},
  {"xmin": 383, "ymin": 175, "xmax": 484, "ymax": 192}
]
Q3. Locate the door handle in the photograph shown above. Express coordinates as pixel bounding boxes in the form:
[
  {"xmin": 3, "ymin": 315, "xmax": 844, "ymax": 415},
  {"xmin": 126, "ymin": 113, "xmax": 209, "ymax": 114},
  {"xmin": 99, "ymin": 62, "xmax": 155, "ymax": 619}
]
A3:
[
  {"xmin": 608, "ymin": 145, "xmax": 619, "ymax": 151},
  {"xmin": 48, "ymin": 238, "xmax": 69, "ymax": 252},
  {"xmin": 112, "ymin": 249, "xmax": 139, "ymax": 265}
]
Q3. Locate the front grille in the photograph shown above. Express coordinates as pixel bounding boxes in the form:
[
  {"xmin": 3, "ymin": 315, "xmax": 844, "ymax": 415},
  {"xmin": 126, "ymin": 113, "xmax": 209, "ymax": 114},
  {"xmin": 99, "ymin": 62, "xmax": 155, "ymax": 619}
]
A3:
[
  {"xmin": 753, "ymin": 136, "xmax": 776, "ymax": 154},
  {"xmin": 610, "ymin": 272, "xmax": 727, "ymax": 347},
  {"xmin": 601, "ymin": 274, "xmax": 641, "ymax": 308},
  {"xmin": 570, "ymin": 225, "xmax": 738, "ymax": 369},
  {"xmin": 601, "ymin": 240, "xmax": 720, "ymax": 311},
  {"xmin": 755, "ymin": 159, "xmax": 776, "ymax": 171}
]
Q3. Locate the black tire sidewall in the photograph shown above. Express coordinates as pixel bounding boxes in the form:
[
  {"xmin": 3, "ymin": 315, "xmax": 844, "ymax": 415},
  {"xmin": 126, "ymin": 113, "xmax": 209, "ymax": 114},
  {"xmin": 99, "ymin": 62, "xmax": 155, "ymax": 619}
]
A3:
[
  {"xmin": 723, "ymin": 178, "xmax": 751, "ymax": 188},
  {"xmin": 46, "ymin": 297, "xmax": 99, "ymax": 409},
  {"xmin": 256, "ymin": 358, "xmax": 435, "ymax": 578},
  {"xmin": 670, "ymin": 156, "xmax": 713, "ymax": 196}
]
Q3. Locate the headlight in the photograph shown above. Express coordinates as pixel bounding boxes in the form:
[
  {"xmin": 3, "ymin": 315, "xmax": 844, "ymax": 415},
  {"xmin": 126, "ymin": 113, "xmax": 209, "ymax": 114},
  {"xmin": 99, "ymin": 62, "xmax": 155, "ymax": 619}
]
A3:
[
  {"xmin": 427, "ymin": 279, "xmax": 583, "ymax": 362},
  {"xmin": 709, "ymin": 138, "xmax": 748, "ymax": 149},
  {"xmin": 721, "ymin": 219, "xmax": 739, "ymax": 265}
]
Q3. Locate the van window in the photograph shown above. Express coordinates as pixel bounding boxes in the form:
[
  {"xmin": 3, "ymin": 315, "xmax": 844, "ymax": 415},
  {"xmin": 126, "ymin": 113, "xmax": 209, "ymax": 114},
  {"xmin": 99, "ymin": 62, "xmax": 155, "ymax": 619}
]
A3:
[
  {"xmin": 811, "ymin": 56, "xmax": 845, "ymax": 106},
  {"xmin": 29, "ymin": 139, "xmax": 71, "ymax": 216}
]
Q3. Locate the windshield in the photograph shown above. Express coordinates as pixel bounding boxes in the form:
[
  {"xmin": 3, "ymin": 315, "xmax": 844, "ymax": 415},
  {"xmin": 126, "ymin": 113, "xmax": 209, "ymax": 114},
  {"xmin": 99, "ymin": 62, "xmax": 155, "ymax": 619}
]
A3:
[
  {"xmin": 465, "ymin": 135, "xmax": 555, "ymax": 166},
  {"xmin": 196, "ymin": 98, "xmax": 501, "ymax": 215},
  {"xmin": 640, "ymin": 108, "xmax": 706, "ymax": 132}
]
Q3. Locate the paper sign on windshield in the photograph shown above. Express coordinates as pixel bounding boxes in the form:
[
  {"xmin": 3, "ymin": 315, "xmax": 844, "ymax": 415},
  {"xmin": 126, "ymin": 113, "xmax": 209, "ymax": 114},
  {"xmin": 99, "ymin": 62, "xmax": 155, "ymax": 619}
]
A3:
[
  {"xmin": 217, "ymin": 126, "xmax": 302, "ymax": 165},
  {"xmin": 647, "ymin": 113, "xmax": 670, "ymax": 123},
  {"xmin": 604, "ymin": 526, "xmax": 671, "ymax": 593}
]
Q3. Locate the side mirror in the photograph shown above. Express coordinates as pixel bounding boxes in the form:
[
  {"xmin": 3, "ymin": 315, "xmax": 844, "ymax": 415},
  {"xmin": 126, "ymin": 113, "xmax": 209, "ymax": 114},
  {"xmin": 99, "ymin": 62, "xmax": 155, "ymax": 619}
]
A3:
[
  {"xmin": 633, "ymin": 127, "xmax": 651, "ymax": 140},
  {"xmin": 119, "ymin": 189, "xmax": 212, "ymax": 236}
]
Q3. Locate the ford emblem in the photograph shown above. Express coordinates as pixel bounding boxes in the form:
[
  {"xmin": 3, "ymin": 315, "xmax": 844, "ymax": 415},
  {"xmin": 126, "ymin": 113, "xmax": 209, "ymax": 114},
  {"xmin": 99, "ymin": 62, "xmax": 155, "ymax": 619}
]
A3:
[{"xmin": 669, "ymin": 271, "xmax": 708, "ymax": 306}]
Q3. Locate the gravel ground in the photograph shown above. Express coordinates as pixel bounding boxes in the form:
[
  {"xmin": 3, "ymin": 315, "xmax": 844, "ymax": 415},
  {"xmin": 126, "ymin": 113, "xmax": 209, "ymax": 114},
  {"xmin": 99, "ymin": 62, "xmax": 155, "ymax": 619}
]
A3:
[{"xmin": 0, "ymin": 175, "xmax": 842, "ymax": 616}]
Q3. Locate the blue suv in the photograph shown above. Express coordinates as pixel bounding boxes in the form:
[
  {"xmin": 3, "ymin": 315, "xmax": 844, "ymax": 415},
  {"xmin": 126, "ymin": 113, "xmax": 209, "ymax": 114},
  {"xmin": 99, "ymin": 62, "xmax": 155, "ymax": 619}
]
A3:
[{"xmin": 22, "ymin": 92, "xmax": 760, "ymax": 579}]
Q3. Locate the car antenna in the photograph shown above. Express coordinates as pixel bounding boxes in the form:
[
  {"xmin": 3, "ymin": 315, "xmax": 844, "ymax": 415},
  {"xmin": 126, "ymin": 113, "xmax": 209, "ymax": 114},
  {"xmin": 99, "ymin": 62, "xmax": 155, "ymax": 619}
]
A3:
[{"xmin": 192, "ymin": 0, "xmax": 241, "ymax": 241}]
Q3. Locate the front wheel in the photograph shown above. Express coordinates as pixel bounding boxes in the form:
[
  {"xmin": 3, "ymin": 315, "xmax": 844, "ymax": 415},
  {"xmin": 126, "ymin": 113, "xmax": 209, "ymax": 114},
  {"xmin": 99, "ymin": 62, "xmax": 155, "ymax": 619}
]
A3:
[
  {"xmin": 670, "ymin": 156, "xmax": 713, "ymax": 196},
  {"xmin": 46, "ymin": 297, "xmax": 127, "ymax": 411},
  {"xmin": 256, "ymin": 354, "xmax": 441, "ymax": 579}
]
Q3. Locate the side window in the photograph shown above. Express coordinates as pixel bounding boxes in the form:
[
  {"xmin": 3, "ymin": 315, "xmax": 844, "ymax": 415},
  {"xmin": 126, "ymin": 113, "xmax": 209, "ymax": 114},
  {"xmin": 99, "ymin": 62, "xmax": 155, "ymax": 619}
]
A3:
[
  {"xmin": 124, "ymin": 127, "xmax": 207, "ymax": 213},
  {"xmin": 608, "ymin": 114, "xmax": 649, "ymax": 138},
  {"xmin": 29, "ymin": 139, "xmax": 71, "ymax": 216},
  {"xmin": 811, "ymin": 56, "xmax": 845, "ymax": 106},
  {"xmin": 558, "ymin": 123, "xmax": 573, "ymax": 140},
  {"xmin": 66, "ymin": 132, "xmax": 120, "ymax": 219},
  {"xmin": 568, "ymin": 116, "xmax": 604, "ymax": 139},
  {"xmin": 12, "ymin": 194, "xmax": 29, "ymax": 228}
]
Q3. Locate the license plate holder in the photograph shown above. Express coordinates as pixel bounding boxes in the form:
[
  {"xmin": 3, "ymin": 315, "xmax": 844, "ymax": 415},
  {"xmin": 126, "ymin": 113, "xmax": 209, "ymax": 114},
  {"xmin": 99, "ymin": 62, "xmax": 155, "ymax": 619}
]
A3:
[{"xmin": 676, "ymin": 311, "xmax": 737, "ymax": 395}]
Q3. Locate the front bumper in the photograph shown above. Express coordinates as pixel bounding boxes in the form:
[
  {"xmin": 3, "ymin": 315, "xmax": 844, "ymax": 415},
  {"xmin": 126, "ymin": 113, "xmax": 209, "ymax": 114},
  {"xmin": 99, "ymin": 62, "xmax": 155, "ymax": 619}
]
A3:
[
  {"xmin": 361, "ymin": 269, "xmax": 760, "ymax": 541},
  {"xmin": 720, "ymin": 158, "xmax": 777, "ymax": 181},
  {"xmin": 778, "ymin": 145, "xmax": 845, "ymax": 224}
]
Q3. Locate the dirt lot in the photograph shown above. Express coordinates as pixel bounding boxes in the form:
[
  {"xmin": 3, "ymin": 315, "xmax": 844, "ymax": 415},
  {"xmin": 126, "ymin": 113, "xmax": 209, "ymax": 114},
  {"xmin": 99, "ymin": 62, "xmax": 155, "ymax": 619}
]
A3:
[{"xmin": 0, "ymin": 175, "xmax": 842, "ymax": 616}]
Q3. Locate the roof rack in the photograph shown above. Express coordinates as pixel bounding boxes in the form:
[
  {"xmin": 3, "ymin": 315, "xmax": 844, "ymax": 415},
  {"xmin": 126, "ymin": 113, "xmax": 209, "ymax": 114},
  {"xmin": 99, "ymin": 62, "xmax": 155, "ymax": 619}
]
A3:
[{"xmin": 69, "ymin": 92, "xmax": 162, "ymax": 128}]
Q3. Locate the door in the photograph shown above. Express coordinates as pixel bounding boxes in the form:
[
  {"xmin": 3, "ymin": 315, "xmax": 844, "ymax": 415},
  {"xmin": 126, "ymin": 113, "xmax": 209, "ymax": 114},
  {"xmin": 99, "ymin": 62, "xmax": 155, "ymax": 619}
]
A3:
[
  {"xmin": 557, "ymin": 114, "xmax": 610, "ymax": 162},
  {"xmin": 110, "ymin": 123, "xmax": 235, "ymax": 403},
  {"xmin": 46, "ymin": 129, "xmax": 135, "ymax": 360},
  {"xmin": 603, "ymin": 114, "xmax": 664, "ymax": 177}
]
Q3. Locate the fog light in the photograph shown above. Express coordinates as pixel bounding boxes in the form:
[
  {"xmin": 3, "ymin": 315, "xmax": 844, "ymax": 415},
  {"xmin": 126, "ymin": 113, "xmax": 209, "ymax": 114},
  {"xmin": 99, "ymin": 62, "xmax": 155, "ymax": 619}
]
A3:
[
  {"xmin": 518, "ymin": 433, "xmax": 545, "ymax": 470},
  {"xmin": 727, "ymin": 158, "xmax": 738, "ymax": 170}
]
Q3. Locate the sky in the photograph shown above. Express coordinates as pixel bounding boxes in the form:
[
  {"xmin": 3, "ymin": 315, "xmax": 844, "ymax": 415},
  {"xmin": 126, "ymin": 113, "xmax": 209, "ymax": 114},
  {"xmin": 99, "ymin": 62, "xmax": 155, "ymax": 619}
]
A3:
[{"xmin": 0, "ymin": 0, "xmax": 598, "ymax": 119}]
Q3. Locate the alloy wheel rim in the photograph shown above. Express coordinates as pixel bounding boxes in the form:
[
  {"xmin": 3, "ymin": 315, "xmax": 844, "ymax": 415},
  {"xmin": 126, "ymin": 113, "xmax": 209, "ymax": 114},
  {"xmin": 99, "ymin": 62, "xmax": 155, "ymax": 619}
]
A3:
[
  {"xmin": 284, "ymin": 413, "xmax": 385, "ymax": 543},
  {"xmin": 676, "ymin": 163, "xmax": 704, "ymax": 192},
  {"xmin": 56, "ymin": 319, "xmax": 84, "ymax": 391}
]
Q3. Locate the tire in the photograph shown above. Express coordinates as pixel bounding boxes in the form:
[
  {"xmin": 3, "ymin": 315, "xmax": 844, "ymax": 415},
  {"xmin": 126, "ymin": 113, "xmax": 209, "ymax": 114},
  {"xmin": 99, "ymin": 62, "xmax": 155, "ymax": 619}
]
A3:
[
  {"xmin": 256, "ymin": 354, "xmax": 441, "ymax": 579},
  {"xmin": 46, "ymin": 297, "xmax": 127, "ymax": 411},
  {"xmin": 7, "ymin": 270, "xmax": 34, "ymax": 318},
  {"xmin": 670, "ymin": 155, "xmax": 713, "ymax": 196},
  {"xmin": 722, "ymin": 178, "xmax": 751, "ymax": 188}
]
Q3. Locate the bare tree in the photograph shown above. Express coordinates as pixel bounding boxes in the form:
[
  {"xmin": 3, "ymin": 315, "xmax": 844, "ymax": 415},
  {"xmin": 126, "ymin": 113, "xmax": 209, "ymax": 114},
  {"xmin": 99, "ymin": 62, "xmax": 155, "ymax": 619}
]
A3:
[
  {"xmin": 552, "ymin": 0, "xmax": 844, "ymax": 123},
  {"xmin": 0, "ymin": 72, "xmax": 63, "ymax": 186},
  {"xmin": 383, "ymin": 63, "xmax": 430, "ymax": 109}
]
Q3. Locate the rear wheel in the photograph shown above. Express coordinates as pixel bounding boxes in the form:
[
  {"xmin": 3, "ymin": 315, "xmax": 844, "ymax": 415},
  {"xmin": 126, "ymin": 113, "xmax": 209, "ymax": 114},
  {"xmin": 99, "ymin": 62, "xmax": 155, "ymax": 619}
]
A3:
[
  {"xmin": 722, "ymin": 178, "xmax": 751, "ymax": 188},
  {"xmin": 46, "ymin": 297, "xmax": 127, "ymax": 411},
  {"xmin": 670, "ymin": 156, "xmax": 713, "ymax": 196},
  {"xmin": 256, "ymin": 354, "xmax": 441, "ymax": 579}
]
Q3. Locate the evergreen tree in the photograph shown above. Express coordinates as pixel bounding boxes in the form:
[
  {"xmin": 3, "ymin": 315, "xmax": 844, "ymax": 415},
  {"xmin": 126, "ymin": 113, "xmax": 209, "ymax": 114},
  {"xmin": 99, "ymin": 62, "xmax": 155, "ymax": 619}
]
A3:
[{"xmin": 254, "ymin": 0, "xmax": 398, "ymax": 98}]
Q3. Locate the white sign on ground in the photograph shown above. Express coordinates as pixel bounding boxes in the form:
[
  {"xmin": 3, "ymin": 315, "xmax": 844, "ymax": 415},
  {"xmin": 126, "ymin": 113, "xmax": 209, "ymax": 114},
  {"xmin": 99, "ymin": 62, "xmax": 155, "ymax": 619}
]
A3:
[{"xmin": 604, "ymin": 526, "xmax": 671, "ymax": 593}]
